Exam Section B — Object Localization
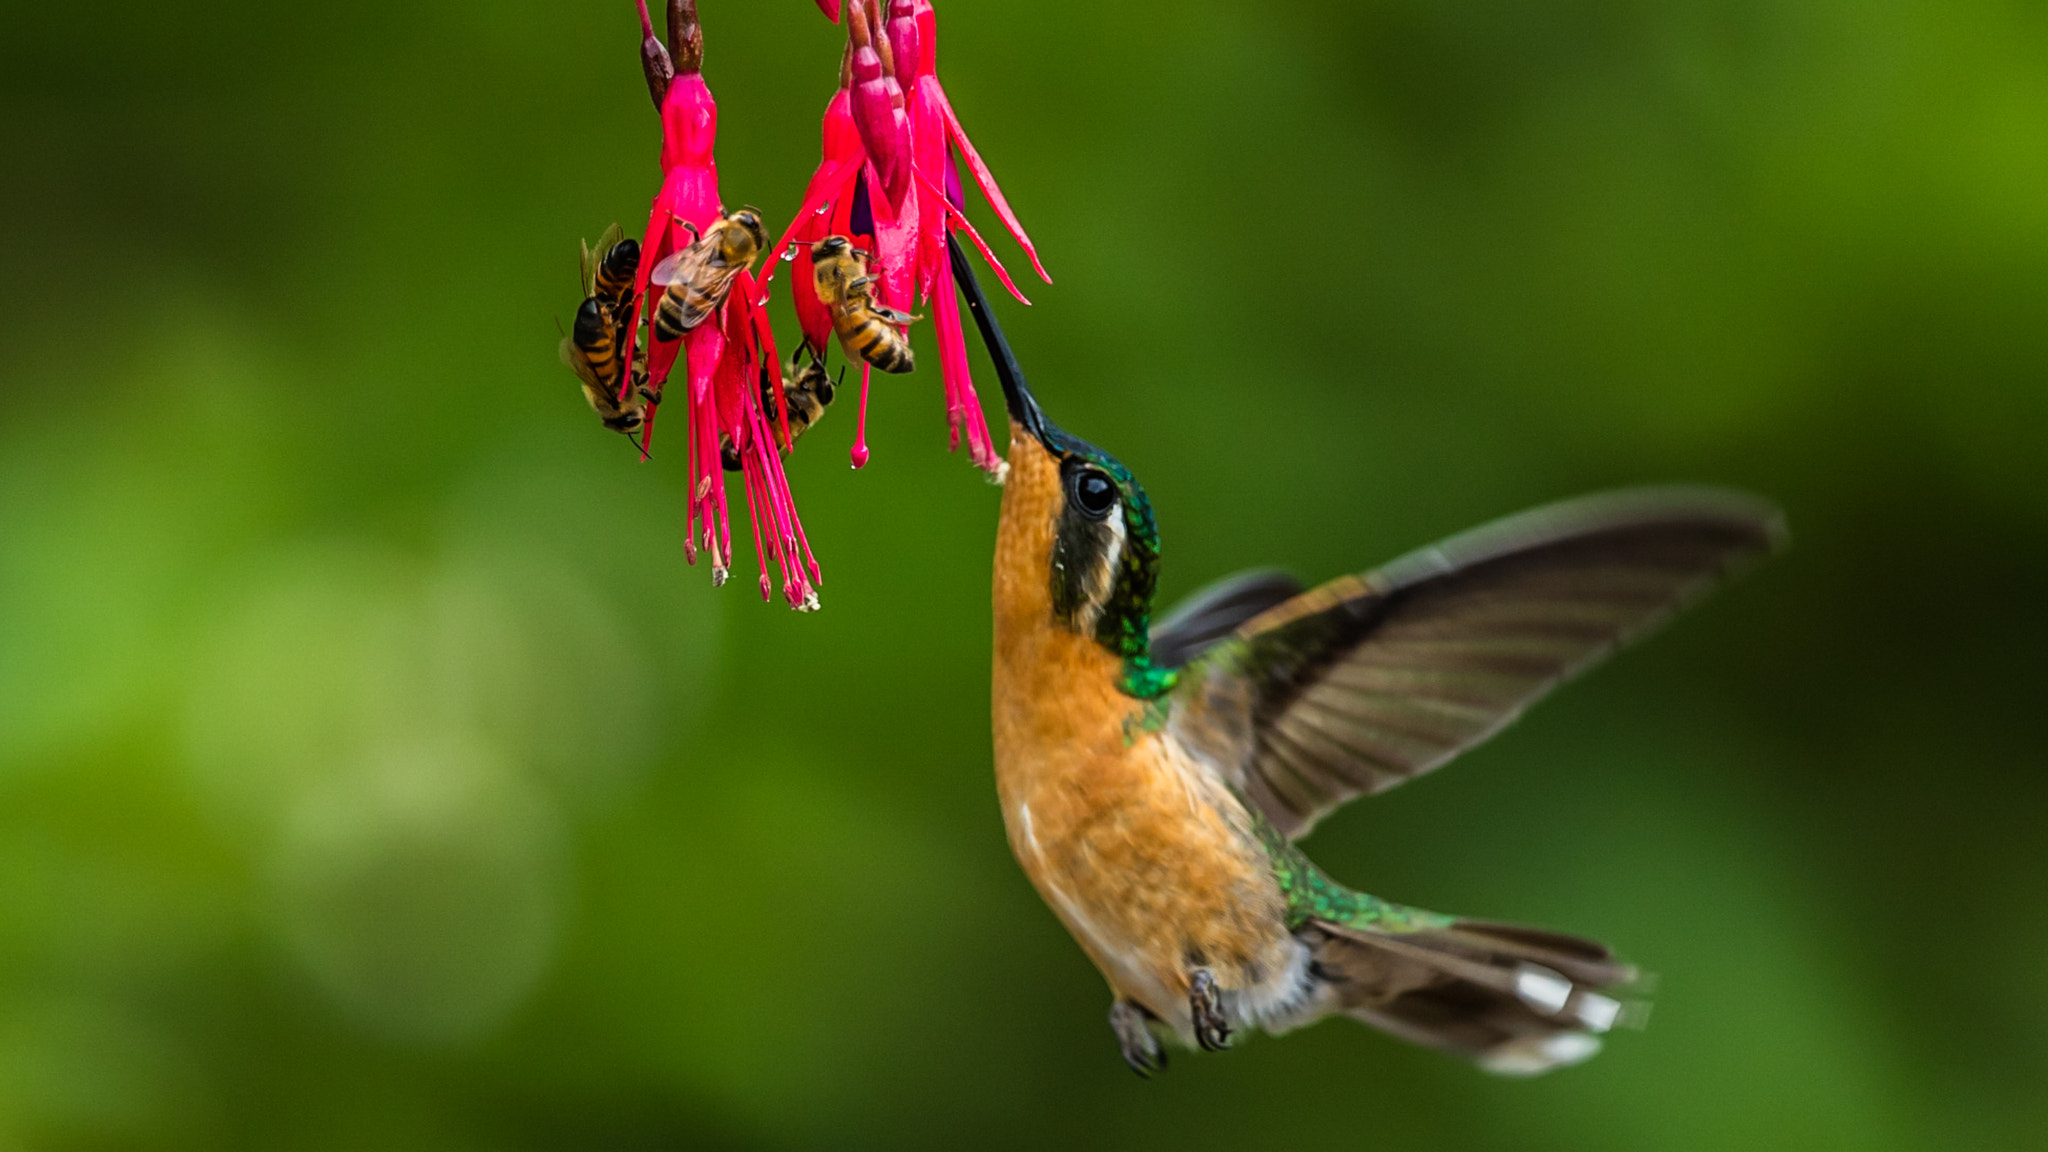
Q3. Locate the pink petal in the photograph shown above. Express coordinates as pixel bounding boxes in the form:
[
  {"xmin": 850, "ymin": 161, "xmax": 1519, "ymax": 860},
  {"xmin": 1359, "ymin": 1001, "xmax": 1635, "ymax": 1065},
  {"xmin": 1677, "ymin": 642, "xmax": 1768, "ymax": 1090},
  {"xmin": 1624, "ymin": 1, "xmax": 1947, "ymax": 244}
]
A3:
[
  {"xmin": 917, "ymin": 169, "xmax": 1028, "ymax": 307},
  {"xmin": 846, "ymin": 11, "xmax": 913, "ymax": 211},
  {"xmin": 910, "ymin": 0, "xmax": 936, "ymax": 78},
  {"xmin": 660, "ymin": 73, "xmax": 720, "ymax": 173},
  {"xmin": 932, "ymin": 254, "xmax": 1001, "ymax": 473},
  {"xmin": 736, "ymin": 271, "xmax": 794, "ymax": 450},
  {"xmin": 886, "ymin": 0, "xmax": 921, "ymax": 95},
  {"xmin": 758, "ymin": 156, "xmax": 861, "ymax": 294},
  {"xmin": 814, "ymin": 0, "xmax": 841, "ymax": 22},
  {"xmin": 868, "ymin": 171, "xmax": 918, "ymax": 313},
  {"xmin": 908, "ymin": 74, "xmax": 950, "ymax": 302},
  {"xmin": 791, "ymin": 232, "xmax": 836, "ymax": 360}
]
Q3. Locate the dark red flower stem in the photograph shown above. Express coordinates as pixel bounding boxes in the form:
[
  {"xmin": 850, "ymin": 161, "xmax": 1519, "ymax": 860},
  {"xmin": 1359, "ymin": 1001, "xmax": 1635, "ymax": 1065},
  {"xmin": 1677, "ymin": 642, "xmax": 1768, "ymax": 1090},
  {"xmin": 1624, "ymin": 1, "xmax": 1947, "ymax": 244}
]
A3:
[
  {"xmin": 667, "ymin": 0, "xmax": 702, "ymax": 74},
  {"xmin": 638, "ymin": 0, "xmax": 701, "ymax": 108}
]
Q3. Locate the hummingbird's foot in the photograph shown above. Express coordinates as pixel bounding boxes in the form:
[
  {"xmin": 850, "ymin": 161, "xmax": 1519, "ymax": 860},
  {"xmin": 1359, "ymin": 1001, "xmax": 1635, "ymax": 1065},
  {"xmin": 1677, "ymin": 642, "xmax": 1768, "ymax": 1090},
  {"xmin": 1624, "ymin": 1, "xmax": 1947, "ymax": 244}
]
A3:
[
  {"xmin": 1189, "ymin": 969, "xmax": 1231, "ymax": 1052},
  {"xmin": 1109, "ymin": 1000, "xmax": 1167, "ymax": 1078}
]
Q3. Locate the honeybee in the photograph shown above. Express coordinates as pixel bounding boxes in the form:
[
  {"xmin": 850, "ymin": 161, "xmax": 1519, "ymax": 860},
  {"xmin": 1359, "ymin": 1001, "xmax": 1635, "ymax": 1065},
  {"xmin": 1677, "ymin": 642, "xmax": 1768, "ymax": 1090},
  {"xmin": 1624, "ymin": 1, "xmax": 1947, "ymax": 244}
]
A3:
[
  {"xmin": 650, "ymin": 207, "xmax": 767, "ymax": 341},
  {"xmin": 580, "ymin": 223, "xmax": 640, "ymax": 307},
  {"xmin": 560, "ymin": 225, "xmax": 652, "ymax": 438},
  {"xmin": 775, "ymin": 352, "xmax": 838, "ymax": 446},
  {"xmin": 561, "ymin": 296, "xmax": 656, "ymax": 437},
  {"xmin": 719, "ymin": 354, "xmax": 839, "ymax": 471},
  {"xmin": 810, "ymin": 235, "xmax": 918, "ymax": 374}
]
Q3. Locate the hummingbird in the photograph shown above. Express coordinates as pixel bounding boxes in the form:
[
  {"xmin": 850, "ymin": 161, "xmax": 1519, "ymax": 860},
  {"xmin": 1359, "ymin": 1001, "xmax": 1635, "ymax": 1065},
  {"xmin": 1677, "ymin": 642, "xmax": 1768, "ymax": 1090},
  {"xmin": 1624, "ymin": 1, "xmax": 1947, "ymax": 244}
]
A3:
[{"xmin": 949, "ymin": 237, "xmax": 1785, "ymax": 1077}]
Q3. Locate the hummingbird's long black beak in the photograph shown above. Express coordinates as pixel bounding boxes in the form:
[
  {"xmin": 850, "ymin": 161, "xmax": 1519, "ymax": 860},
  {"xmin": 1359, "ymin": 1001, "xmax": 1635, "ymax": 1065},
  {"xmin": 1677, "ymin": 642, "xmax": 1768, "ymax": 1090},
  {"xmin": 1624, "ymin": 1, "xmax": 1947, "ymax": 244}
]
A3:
[{"xmin": 949, "ymin": 233, "xmax": 1051, "ymax": 446}]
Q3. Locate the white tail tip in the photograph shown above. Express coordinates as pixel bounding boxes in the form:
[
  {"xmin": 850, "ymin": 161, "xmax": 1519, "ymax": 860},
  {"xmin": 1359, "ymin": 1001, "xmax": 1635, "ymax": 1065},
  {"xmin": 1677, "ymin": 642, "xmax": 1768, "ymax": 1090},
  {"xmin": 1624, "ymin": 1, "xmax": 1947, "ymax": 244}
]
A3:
[{"xmin": 1478, "ymin": 1031, "xmax": 1604, "ymax": 1077}]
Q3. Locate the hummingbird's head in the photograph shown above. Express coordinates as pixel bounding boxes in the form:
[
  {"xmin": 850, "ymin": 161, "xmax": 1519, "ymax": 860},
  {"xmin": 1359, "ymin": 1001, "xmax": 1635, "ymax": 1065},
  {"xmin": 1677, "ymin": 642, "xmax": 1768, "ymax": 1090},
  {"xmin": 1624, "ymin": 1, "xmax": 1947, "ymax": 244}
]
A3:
[
  {"xmin": 1027, "ymin": 421, "xmax": 1162, "ymax": 668},
  {"xmin": 953, "ymin": 238, "xmax": 1175, "ymax": 698}
]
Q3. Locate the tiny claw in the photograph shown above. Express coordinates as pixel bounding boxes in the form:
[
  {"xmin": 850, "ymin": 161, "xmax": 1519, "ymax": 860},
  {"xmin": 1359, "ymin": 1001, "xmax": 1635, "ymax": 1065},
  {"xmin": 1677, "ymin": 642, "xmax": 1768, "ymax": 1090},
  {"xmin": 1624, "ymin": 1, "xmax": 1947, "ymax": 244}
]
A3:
[
  {"xmin": 1110, "ymin": 1000, "xmax": 1166, "ymax": 1078},
  {"xmin": 1189, "ymin": 970, "xmax": 1230, "ymax": 1053}
]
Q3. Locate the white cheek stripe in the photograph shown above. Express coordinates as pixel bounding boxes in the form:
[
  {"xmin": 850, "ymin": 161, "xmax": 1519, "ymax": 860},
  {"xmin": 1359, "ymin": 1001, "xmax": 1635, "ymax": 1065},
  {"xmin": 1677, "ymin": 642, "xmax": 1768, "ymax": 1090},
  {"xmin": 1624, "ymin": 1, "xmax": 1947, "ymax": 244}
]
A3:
[{"xmin": 1082, "ymin": 504, "xmax": 1127, "ymax": 633}]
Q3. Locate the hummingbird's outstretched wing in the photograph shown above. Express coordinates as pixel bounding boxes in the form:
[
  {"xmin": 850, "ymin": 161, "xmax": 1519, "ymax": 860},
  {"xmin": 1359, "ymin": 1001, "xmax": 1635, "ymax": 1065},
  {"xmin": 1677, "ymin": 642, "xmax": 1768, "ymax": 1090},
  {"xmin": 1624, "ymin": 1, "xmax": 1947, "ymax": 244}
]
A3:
[
  {"xmin": 1150, "ymin": 569, "xmax": 1306, "ymax": 670},
  {"xmin": 1166, "ymin": 487, "xmax": 1785, "ymax": 839}
]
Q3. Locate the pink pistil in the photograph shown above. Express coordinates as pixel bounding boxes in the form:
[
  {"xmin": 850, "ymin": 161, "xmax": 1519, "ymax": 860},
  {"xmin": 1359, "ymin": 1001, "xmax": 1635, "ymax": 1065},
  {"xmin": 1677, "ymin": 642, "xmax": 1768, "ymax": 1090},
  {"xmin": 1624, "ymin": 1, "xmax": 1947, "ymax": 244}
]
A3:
[{"xmin": 851, "ymin": 362, "xmax": 873, "ymax": 469}]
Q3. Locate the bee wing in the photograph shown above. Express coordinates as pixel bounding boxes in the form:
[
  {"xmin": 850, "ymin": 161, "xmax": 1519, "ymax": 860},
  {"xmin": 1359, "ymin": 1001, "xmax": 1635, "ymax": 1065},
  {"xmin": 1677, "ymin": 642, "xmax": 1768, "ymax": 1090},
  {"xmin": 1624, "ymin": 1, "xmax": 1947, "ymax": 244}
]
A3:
[
  {"xmin": 872, "ymin": 304, "xmax": 920, "ymax": 326},
  {"xmin": 649, "ymin": 245, "xmax": 705, "ymax": 287},
  {"xmin": 702, "ymin": 262, "xmax": 742, "ymax": 297},
  {"xmin": 585, "ymin": 223, "xmax": 625, "ymax": 293},
  {"xmin": 560, "ymin": 335, "xmax": 603, "ymax": 391}
]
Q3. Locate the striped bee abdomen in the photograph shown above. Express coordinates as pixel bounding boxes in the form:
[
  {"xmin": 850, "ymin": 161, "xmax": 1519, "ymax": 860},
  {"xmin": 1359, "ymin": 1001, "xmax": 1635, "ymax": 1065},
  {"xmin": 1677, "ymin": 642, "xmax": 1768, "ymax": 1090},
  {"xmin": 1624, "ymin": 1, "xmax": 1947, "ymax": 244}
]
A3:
[
  {"xmin": 837, "ymin": 314, "xmax": 915, "ymax": 373},
  {"xmin": 572, "ymin": 296, "xmax": 624, "ymax": 387},
  {"xmin": 594, "ymin": 238, "xmax": 640, "ymax": 305}
]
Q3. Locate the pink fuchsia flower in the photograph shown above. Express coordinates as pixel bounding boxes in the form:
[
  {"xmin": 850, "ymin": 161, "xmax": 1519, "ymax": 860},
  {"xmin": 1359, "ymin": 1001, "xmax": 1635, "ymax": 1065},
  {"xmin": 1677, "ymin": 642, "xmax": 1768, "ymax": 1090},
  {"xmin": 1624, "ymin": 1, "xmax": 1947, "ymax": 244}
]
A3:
[
  {"xmin": 764, "ymin": 0, "xmax": 1048, "ymax": 476},
  {"xmin": 889, "ymin": 0, "xmax": 1049, "ymax": 287},
  {"xmin": 624, "ymin": 0, "xmax": 819, "ymax": 608}
]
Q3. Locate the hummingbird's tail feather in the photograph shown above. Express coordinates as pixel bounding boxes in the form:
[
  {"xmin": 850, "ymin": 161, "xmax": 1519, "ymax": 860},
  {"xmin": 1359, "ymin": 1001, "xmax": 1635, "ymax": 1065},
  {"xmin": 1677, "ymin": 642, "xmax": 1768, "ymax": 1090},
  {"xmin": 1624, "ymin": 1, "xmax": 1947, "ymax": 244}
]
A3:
[{"xmin": 1302, "ymin": 917, "xmax": 1641, "ymax": 1076}]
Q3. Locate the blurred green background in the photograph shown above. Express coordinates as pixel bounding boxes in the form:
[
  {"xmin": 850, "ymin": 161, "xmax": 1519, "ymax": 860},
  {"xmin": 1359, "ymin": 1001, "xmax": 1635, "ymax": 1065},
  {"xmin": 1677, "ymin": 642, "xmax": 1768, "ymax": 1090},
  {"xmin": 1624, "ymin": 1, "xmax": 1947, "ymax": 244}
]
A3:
[{"xmin": 3, "ymin": 0, "xmax": 2046, "ymax": 1147}]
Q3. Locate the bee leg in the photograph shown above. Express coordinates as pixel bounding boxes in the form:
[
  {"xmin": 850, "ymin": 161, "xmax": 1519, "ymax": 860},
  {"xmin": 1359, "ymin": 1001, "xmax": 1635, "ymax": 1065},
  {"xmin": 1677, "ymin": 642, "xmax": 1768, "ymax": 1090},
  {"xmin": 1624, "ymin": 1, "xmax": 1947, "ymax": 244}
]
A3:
[
  {"xmin": 1109, "ymin": 1000, "xmax": 1167, "ymax": 1078},
  {"xmin": 1188, "ymin": 969, "xmax": 1231, "ymax": 1052}
]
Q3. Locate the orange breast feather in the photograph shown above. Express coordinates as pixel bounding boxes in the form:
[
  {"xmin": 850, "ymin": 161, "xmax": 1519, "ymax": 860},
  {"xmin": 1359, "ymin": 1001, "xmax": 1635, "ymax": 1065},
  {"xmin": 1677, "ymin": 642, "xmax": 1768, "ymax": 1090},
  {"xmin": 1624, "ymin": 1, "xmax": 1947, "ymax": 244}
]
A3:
[{"xmin": 990, "ymin": 426, "xmax": 1289, "ymax": 1015}]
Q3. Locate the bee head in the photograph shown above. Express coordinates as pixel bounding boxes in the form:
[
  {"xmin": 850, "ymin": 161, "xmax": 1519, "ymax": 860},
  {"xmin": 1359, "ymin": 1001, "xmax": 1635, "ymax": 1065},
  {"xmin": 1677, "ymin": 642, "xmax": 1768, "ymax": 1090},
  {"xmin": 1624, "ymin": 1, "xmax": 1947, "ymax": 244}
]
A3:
[
  {"xmin": 811, "ymin": 235, "xmax": 853, "ymax": 262},
  {"xmin": 807, "ymin": 362, "xmax": 837, "ymax": 404},
  {"xmin": 729, "ymin": 206, "xmax": 765, "ymax": 242},
  {"xmin": 724, "ymin": 208, "xmax": 767, "ymax": 261}
]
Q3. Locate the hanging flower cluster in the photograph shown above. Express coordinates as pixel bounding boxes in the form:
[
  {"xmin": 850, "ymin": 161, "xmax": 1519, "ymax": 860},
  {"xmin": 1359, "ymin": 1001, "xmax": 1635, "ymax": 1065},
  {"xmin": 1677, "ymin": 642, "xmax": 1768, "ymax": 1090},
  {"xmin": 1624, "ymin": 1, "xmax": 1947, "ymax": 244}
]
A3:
[
  {"xmin": 763, "ymin": 0, "xmax": 1049, "ymax": 475},
  {"xmin": 626, "ymin": 0, "xmax": 818, "ymax": 609},
  {"xmin": 562, "ymin": 0, "xmax": 1044, "ymax": 608}
]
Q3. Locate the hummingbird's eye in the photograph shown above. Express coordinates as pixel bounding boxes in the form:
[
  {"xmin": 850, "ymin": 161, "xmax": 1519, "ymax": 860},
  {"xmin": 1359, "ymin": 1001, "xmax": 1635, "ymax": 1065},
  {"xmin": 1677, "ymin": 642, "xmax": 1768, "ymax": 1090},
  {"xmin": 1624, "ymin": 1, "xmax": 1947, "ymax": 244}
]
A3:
[{"xmin": 1072, "ymin": 469, "xmax": 1117, "ymax": 519}]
